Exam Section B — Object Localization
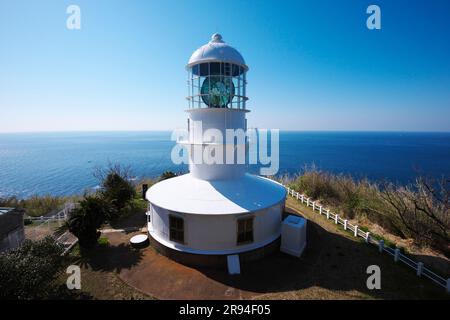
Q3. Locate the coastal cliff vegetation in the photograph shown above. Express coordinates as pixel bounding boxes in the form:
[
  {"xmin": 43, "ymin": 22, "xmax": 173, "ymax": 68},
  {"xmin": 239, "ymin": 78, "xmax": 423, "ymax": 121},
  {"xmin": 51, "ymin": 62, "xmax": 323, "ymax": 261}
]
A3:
[
  {"xmin": 0, "ymin": 195, "xmax": 76, "ymax": 217},
  {"xmin": 1, "ymin": 167, "xmax": 447, "ymax": 256},
  {"xmin": 283, "ymin": 166, "xmax": 450, "ymax": 257}
]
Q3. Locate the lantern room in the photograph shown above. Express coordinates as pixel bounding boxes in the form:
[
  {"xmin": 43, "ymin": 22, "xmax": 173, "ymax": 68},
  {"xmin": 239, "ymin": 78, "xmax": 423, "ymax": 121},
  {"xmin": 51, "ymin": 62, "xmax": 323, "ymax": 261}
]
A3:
[{"xmin": 187, "ymin": 33, "xmax": 248, "ymax": 110}]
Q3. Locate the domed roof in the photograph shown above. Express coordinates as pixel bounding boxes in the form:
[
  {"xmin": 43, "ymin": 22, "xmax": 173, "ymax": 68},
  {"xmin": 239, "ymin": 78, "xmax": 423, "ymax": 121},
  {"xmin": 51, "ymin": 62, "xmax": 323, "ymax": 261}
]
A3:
[{"xmin": 187, "ymin": 33, "xmax": 248, "ymax": 70}]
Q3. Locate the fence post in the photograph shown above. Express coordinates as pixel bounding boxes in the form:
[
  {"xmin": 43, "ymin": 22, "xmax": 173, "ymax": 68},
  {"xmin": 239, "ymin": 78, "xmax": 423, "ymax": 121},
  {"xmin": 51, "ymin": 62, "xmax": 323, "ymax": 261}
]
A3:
[
  {"xmin": 379, "ymin": 240, "xmax": 384, "ymax": 253},
  {"xmin": 319, "ymin": 206, "xmax": 322, "ymax": 215},
  {"xmin": 416, "ymin": 262, "xmax": 424, "ymax": 277},
  {"xmin": 300, "ymin": 195, "xmax": 304, "ymax": 203},
  {"xmin": 343, "ymin": 220, "xmax": 348, "ymax": 230},
  {"xmin": 394, "ymin": 248, "xmax": 400, "ymax": 262},
  {"xmin": 312, "ymin": 202, "xmax": 315, "ymax": 211},
  {"xmin": 354, "ymin": 225, "xmax": 358, "ymax": 237},
  {"xmin": 365, "ymin": 232, "xmax": 370, "ymax": 244},
  {"xmin": 306, "ymin": 198, "xmax": 309, "ymax": 206},
  {"xmin": 296, "ymin": 192, "xmax": 299, "ymax": 200},
  {"xmin": 335, "ymin": 214, "xmax": 338, "ymax": 224},
  {"xmin": 326, "ymin": 210, "xmax": 330, "ymax": 219}
]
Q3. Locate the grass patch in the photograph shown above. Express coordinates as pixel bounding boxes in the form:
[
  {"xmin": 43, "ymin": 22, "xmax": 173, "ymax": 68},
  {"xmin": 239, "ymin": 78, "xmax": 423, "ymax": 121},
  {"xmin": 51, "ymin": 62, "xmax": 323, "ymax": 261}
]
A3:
[
  {"xmin": 359, "ymin": 225, "xmax": 370, "ymax": 233},
  {"xmin": 97, "ymin": 236, "xmax": 109, "ymax": 246}
]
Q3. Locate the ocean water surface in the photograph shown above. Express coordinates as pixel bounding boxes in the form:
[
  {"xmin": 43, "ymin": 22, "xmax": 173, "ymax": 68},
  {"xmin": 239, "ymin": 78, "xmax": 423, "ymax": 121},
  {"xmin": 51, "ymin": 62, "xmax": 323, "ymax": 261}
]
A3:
[{"xmin": 0, "ymin": 131, "xmax": 449, "ymax": 198}]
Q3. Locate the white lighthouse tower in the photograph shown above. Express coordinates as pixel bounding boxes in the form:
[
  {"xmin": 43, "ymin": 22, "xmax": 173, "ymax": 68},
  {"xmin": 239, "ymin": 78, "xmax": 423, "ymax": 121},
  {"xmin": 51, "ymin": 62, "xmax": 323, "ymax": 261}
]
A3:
[{"xmin": 146, "ymin": 34, "xmax": 287, "ymax": 267}]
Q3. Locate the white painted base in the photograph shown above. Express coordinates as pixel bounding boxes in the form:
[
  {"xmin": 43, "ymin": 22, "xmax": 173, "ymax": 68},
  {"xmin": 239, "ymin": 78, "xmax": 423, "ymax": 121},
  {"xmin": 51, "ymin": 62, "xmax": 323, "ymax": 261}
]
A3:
[{"xmin": 149, "ymin": 223, "xmax": 280, "ymax": 255}]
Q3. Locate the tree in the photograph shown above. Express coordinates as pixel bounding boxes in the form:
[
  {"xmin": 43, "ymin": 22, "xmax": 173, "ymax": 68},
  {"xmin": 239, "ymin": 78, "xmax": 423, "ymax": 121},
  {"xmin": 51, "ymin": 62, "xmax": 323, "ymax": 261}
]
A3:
[
  {"xmin": 0, "ymin": 237, "xmax": 65, "ymax": 299},
  {"xmin": 68, "ymin": 196, "xmax": 110, "ymax": 248},
  {"xmin": 94, "ymin": 164, "xmax": 135, "ymax": 215},
  {"xmin": 380, "ymin": 177, "xmax": 450, "ymax": 256}
]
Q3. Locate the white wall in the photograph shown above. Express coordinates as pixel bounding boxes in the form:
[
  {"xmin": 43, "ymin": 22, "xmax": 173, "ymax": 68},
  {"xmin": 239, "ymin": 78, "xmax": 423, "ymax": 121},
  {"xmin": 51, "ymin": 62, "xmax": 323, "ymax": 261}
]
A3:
[
  {"xmin": 187, "ymin": 109, "xmax": 248, "ymax": 180},
  {"xmin": 149, "ymin": 202, "xmax": 283, "ymax": 255},
  {"xmin": 188, "ymin": 108, "xmax": 247, "ymax": 143}
]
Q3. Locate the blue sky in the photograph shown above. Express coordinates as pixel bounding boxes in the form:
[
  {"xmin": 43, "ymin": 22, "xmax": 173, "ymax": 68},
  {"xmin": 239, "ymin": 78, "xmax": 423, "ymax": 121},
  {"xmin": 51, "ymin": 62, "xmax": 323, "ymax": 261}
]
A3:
[{"xmin": 1, "ymin": 0, "xmax": 449, "ymax": 132}]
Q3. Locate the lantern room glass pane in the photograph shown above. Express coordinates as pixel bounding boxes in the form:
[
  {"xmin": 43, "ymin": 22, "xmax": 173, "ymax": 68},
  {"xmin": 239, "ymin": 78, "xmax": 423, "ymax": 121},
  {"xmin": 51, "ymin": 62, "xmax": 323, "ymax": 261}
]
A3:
[
  {"xmin": 201, "ymin": 76, "xmax": 235, "ymax": 108},
  {"xmin": 188, "ymin": 62, "xmax": 247, "ymax": 109}
]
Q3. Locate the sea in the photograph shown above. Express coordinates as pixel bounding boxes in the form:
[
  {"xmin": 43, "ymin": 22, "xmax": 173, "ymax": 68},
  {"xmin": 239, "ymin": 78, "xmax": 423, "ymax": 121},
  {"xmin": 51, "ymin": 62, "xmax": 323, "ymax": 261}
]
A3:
[{"xmin": 0, "ymin": 131, "xmax": 449, "ymax": 199}]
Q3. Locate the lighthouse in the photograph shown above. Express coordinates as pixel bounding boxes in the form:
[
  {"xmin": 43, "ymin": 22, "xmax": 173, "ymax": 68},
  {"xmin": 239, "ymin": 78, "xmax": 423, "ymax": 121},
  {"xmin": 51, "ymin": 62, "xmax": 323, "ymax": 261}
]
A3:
[{"xmin": 146, "ymin": 34, "xmax": 287, "ymax": 267}]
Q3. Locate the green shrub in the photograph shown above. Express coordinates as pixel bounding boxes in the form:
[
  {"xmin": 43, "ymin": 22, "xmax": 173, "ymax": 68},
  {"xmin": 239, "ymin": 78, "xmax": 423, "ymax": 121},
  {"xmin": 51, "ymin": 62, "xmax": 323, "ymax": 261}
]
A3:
[
  {"xmin": 0, "ymin": 237, "xmax": 65, "ymax": 299},
  {"xmin": 97, "ymin": 236, "xmax": 109, "ymax": 246},
  {"xmin": 94, "ymin": 164, "xmax": 135, "ymax": 220},
  {"xmin": 68, "ymin": 196, "xmax": 111, "ymax": 248},
  {"xmin": 0, "ymin": 196, "xmax": 20, "ymax": 208}
]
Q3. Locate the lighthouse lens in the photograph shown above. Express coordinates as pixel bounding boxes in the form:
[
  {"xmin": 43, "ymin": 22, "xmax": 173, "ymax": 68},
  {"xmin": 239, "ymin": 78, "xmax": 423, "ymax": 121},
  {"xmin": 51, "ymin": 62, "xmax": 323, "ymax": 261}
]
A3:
[{"xmin": 201, "ymin": 76, "xmax": 235, "ymax": 108}]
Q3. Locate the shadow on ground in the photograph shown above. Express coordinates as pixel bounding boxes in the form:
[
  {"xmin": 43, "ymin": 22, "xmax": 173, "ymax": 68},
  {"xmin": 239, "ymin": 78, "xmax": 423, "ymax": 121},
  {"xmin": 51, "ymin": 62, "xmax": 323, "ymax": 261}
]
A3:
[
  {"xmin": 73, "ymin": 241, "xmax": 144, "ymax": 273},
  {"xmin": 190, "ymin": 208, "xmax": 449, "ymax": 299}
]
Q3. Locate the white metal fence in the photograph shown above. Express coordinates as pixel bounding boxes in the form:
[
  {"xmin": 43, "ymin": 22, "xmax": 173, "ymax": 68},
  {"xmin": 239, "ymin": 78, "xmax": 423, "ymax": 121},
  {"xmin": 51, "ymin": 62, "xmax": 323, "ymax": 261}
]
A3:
[
  {"xmin": 27, "ymin": 202, "xmax": 76, "ymax": 222},
  {"xmin": 285, "ymin": 186, "xmax": 450, "ymax": 293},
  {"xmin": 25, "ymin": 202, "xmax": 78, "ymax": 255}
]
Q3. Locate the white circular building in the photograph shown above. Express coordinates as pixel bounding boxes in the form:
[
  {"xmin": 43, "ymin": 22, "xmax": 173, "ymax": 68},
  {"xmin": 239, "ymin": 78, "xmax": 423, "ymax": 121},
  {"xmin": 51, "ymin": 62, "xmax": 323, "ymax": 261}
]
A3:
[{"xmin": 146, "ymin": 34, "xmax": 286, "ymax": 267}]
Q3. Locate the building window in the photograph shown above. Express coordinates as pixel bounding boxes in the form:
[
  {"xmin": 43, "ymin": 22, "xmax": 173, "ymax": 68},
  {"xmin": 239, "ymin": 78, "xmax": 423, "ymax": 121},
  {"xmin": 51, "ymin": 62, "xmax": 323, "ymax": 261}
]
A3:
[
  {"xmin": 169, "ymin": 215, "xmax": 184, "ymax": 244},
  {"xmin": 237, "ymin": 217, "xmax": 253, "ymax": 245}
]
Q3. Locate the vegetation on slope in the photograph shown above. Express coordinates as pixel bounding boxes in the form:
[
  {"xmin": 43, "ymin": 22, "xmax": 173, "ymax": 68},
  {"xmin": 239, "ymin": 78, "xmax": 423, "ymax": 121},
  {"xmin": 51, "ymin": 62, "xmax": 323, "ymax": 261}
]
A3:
[
  {"xmin": 0, "ymin": 195, "xmax": 77, "ymax": 217},
  {"xmin": 283, "ymin": 166, "xmax": 450, "ymax": 257}
]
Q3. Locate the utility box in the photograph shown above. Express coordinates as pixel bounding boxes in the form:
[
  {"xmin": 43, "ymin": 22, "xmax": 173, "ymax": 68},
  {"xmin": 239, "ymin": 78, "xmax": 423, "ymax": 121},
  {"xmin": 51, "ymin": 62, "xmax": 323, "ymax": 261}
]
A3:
[{"xmin": 280, "ymin": 215, "xmax": 307, "ymax": 257}]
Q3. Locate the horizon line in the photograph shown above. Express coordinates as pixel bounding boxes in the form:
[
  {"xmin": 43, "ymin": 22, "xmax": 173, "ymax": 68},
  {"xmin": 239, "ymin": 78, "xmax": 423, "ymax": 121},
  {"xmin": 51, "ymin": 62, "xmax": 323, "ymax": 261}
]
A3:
[{"xmin": 1, "ymin": 129, "xmax": 450, "ymax": 134}]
